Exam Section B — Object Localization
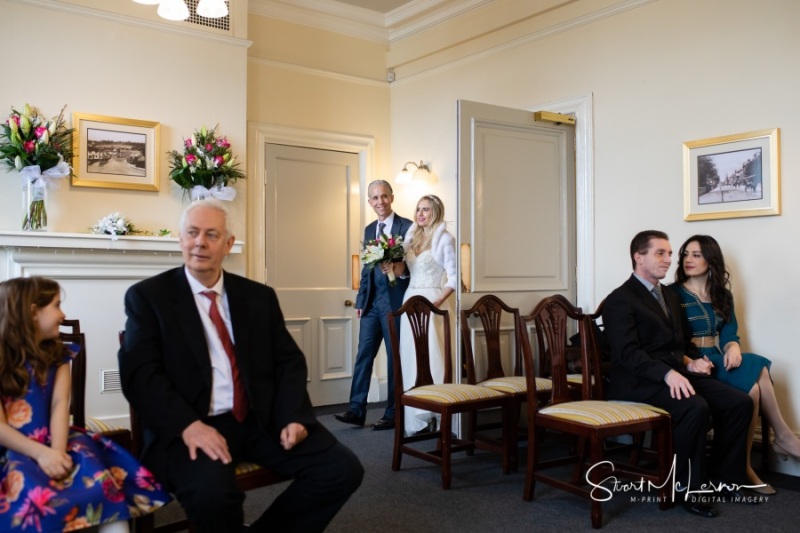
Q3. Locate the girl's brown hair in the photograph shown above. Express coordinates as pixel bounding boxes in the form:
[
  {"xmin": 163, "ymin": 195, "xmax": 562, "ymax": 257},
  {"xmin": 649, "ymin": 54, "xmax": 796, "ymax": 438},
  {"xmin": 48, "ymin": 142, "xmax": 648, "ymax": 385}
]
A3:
[{"xmin": 0, "ymin": 277, "xmax": 64, "ymax": 398}]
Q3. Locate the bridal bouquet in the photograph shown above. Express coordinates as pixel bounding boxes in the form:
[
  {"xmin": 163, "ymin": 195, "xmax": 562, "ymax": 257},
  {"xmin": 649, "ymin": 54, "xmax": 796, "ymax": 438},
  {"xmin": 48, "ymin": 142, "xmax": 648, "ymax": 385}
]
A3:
[
  {"xmin": 361, "ymin": 233, "xmax": 405, "ymax": 286},
  {"xmin": 167, "ymin": 124, "xmax": 245, "ymax": 201}
]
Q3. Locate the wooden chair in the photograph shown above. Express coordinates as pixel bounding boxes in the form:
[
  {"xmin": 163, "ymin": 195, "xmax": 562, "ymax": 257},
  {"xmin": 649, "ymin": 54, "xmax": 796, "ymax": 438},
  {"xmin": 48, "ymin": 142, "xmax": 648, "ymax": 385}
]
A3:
[
  {"xmin": 460, "ymin": 294, "xmax": 552, "ymax": 469},
  {"xmin": 59, "ymin": 319, "xmax": 131, "ymax": 449},
  {"xmin": 387, "ymin": 295, "xmax": 515, "ymax": 489},
  {"xmin": 118, "ymin": 331, "xmax": 285, "ymax": 533},
  {"xmin": 521, "ymin": 296, "xmax": 673, "ymax": 529}
]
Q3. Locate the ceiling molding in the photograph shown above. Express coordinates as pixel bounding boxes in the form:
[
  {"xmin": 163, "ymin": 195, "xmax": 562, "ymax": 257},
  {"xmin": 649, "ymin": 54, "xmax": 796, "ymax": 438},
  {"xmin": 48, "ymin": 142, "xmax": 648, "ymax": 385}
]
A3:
[{"xmin": 249, "ymin": 0, "xmax": 492, "ymax": 44}]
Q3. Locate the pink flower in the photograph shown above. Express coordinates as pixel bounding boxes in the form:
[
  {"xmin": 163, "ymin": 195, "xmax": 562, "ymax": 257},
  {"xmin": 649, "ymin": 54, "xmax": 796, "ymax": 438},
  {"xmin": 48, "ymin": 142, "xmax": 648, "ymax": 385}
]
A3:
[
  {"xmin": 34, "ymin": 126, "xmax": 47, "ymax": 139},
  {"xmin": 216, "ymin": 137, "xmax": 230, "ymax": 149},
  {"xmin": 11, "ymin": 115, "xmax": 20, "ymax": 127},
  {"xmin": 14, "ymin": 486, "xmax": 58, "ymax": 531},
  {"xmin": 205, "ymin": 143, "xmax": 213, "ymax": 152},
  {"xmin": 23, "ymin": 140, "xmax": 35, "ymax": 153},
  {"xmin": 184, "ymin": 138, "xmax": 193, "ymax": 148},
  {"xmin": 30, "ymin": 427, "xmax": 50, "ymax": 444},
  {"xmin": 135, "ymin": 466, "xmax": 161, "ymax": 491},
  {"xmin": 101, "ymin": 475, "xmax": 125, "ymax": 503},
  {"xmin": 185, "ymin": 154, "xmax": 197, "ymax": 166},
  {"xmin": 213, "ymin": 155, "xmax": 224, "ymax": 167}
]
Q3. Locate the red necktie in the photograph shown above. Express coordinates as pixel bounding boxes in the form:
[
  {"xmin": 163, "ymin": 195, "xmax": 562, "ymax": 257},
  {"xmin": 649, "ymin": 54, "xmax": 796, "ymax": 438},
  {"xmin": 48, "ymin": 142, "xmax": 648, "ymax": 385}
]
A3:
[{"xmin": 201, "ymin": 291, "xmax": 248, "ymax": 422}]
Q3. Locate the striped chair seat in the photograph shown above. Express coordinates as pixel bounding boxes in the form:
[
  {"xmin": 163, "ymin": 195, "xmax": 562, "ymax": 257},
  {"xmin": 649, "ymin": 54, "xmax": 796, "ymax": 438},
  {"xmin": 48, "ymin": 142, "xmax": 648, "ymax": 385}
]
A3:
[
  {"xmin": 479, "ymin": 376, "xmax": 552, "ymax": 394},
  {"xmin": 539, "ymin": 400, "xmax": 665, "ymax": 426},
  {"xmin": 405, "ymin": 384, "xmax": 507, "ymax": 404},
  {"xmin": 235, "ymin": 462, "xmax": 264, "ymax": 476},
  {"xmin": 610, "ymin": 400, "xmax": 669, "ymax": 415},
  {"xmin": 84, "ymin": 417, "xmax": 123, "ymax": 434}
]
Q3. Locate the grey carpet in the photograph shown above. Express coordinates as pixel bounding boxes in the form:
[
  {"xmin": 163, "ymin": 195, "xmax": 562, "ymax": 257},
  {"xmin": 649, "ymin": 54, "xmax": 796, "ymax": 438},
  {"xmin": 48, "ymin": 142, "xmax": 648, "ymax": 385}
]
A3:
[{"xmin": 154, "ymin": 403, "xmax": 799, "ymax": 532}]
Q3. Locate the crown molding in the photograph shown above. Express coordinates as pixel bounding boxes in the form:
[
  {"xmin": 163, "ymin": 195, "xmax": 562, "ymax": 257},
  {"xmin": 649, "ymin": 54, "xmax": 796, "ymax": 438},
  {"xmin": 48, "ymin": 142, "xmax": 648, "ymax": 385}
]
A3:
[
  {"xmin": 249, "ymin": 56, "xmax": 388, "ymax": 87},
  {"xmin": 248, "ymin": 0, "xmax": 491, "ymax": 44}
]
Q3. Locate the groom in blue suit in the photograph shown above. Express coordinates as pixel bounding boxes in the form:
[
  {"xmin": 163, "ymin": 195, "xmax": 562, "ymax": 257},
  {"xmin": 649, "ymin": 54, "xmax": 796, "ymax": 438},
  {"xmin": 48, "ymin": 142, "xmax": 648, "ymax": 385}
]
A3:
[{"xmin": 335, "ymin": 180, "xmax": 412, "ymax": 430}]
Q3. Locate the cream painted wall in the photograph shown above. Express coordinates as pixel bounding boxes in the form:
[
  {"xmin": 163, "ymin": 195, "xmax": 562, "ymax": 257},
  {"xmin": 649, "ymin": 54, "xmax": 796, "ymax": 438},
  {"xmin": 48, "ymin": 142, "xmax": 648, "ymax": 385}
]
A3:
[
  {"xmin": 1, "ymin": 0, "xmax": 250, "ymax": 424},
  {"xmin": 1, "ymin": 0, "xmax": 249, "ymax": 272},
  {"xmin": 389, "ymin": 0, "xmax": 800, "ymax": 467}
]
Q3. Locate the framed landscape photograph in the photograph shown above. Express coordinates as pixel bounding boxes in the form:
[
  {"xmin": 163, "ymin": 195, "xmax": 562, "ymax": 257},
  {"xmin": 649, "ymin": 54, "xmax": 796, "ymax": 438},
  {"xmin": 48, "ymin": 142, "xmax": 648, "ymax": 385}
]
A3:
[
  {"xmin": 72, "ymin": 113, "xmax": 160, "ymax": 191},
  {"xmin": 683, "ymin": 128, "xmax": 780, "ymax": 221}
]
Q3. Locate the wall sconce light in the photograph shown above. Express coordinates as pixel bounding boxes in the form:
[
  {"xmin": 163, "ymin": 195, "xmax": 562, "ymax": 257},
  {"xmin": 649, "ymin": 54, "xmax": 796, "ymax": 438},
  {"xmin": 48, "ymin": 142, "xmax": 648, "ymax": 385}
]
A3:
[
  {"xmin": 396, "ymin": 160, "xmax": 435, "ymax": 184},
  {"xmin": 133, "ymin": 0, "xmax": 228, "ymax": 21}
]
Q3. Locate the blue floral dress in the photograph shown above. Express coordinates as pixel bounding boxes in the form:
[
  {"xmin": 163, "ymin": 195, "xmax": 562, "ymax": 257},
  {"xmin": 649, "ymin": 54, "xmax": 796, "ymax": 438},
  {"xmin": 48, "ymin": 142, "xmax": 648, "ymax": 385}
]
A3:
[
  {"xmin": 670, "ymin": 284, "xmax": 771, "ymax": 393},
  {"xmin": 0, "ymin": 344, "xmax": 170, "ymax": 532}
]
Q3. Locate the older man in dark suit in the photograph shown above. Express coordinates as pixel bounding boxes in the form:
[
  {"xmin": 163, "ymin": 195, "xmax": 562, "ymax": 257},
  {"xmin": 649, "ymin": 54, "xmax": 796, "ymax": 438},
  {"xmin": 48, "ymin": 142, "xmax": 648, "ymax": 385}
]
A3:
[
  {"xmin": 335, "ymin": 180, "xmax": 413, "ymax": 431},
  {"xmin": 119, "ymin": 200, "xmax": 363, "ymax": 532},
  {"xmin": 602, "ymin": 230, "xmax": 752, "ymax": 518}
]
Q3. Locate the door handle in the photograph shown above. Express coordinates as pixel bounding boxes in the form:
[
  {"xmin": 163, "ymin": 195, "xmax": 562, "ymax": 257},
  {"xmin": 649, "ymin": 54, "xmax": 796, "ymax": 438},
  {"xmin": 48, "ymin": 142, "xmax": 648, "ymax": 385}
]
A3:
[{"xmin": 344, "ymin": 300, "xmax": 354, "ymax": 307}]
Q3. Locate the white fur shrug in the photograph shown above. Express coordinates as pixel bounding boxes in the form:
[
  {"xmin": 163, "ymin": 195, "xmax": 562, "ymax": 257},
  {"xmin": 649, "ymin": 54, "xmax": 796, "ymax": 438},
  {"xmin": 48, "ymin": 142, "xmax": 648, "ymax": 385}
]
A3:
[{"xmin": 403, "ymin": 223, "xmax": 458, "ymax": 291}]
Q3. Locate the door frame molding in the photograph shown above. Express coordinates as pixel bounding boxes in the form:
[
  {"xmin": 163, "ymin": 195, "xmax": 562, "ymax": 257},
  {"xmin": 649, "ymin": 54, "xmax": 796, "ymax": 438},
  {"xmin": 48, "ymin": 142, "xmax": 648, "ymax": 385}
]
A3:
[
  {"xmin": 247, "ymin": 123, "xmax": 375, "ymax": 282},
  {"xmin": 529, "ymin": 93, "xmax": 595, "ymax": 311}
]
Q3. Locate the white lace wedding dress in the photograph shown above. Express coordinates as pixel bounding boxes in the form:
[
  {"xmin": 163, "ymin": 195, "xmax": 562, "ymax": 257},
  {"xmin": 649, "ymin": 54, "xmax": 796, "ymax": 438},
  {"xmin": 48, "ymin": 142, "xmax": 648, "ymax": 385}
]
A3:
[{"xmin": 399, "ymin": 247, "xmax": 453, "ymax": 435}]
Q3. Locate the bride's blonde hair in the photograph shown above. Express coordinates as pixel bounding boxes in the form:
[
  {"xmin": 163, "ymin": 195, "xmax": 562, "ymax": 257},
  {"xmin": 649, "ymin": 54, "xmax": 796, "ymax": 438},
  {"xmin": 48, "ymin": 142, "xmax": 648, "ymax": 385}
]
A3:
[{"xmin": 411, "ymin": 195, "xmax": 445, "ymax": 255}]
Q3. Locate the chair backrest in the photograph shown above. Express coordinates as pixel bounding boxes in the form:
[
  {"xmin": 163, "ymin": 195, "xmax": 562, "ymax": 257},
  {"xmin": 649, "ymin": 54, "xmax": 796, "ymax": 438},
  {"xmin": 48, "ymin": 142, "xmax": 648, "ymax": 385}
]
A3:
[
  {"xmin": 118, "ymin": 330, "xmax": 146, "ymax": 457},
  {"xmin": 521, "ymin": 296, "xmax": 601, "ymax": 404},
  {"xmin": 460, "ymin": 294, "xmax": 523, "ymax": 384},
  {"xmin": 387, "ymin": 295, "xmax": 452, "ymax": 397},
  {"xmin": 59, "ymin": 319, "xmax": 86, "ymax": 429}
]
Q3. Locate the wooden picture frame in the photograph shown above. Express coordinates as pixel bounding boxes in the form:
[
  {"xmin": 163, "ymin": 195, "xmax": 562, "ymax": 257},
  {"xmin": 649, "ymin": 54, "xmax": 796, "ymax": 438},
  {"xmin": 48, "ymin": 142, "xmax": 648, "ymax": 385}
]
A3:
[
  {"xmin": 683, "ymin": 128, "xmax": 780, "ymax": 221},
  {"xmin": 72, "ymin": 113, "xmax": 160, "ymax": 191}
]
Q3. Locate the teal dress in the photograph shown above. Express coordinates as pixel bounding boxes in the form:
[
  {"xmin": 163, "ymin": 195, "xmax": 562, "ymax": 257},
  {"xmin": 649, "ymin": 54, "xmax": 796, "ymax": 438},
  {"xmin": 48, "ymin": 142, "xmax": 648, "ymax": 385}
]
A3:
[
  {"xmin": 0, "ymin": 344, "xmax": 171, "ymax": 532},
  {"xmin": 670, "ymin": 284, "xmax": 771, "ymax": 393}
]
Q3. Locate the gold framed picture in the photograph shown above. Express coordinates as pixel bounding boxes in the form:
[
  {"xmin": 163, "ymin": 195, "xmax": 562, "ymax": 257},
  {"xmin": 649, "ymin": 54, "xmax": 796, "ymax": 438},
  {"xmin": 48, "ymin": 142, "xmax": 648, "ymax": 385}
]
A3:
[
  {"xmin": 72, "ymin": 113, "xmax": 160, "ymax": 191},
  {"xmin": 683, "ymin": 128, "xmax": 780, "ymax": 221}
]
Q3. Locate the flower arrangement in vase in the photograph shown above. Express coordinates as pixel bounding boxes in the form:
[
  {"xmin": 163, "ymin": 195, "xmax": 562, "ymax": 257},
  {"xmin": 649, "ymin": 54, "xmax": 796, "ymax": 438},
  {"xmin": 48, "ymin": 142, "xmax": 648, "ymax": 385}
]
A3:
[
  {"xmin": 167, "ymin": 125, "xmax": 245, "ymax": 201},
  {"xmin": 0, "ymin": 104, "xmax": 74, "ymax": 230}
]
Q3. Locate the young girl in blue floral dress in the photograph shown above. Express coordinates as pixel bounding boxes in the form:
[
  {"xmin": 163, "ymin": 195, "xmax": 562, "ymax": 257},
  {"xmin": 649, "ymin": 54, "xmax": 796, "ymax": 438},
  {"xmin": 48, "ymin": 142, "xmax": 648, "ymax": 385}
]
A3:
[{"xmin": 0, "ymin": 277, "xmax": 170, "ymax": 532}]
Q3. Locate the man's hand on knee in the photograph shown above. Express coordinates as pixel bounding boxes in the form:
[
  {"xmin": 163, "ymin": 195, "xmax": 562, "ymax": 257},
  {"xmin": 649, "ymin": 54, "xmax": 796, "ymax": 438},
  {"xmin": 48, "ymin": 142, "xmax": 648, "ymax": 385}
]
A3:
[
  {"xmin": 665, "ymin": 370, "xmax": 695, "ymax": 399},
  {"xmin": 182, "ymin": 420, "xmax": 232, "ymax": 464}
]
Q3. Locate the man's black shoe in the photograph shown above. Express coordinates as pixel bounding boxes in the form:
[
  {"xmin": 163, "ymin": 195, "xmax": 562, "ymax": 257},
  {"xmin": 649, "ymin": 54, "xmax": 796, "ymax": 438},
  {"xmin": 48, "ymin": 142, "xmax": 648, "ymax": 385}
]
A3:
[
  {"xmin": 682, "ymin": 500, "xmax": 719, "ymax": 518},
  {"xmin": 372, "ymin": 417, "xmax": 395, "ymax": 430},
  {"xmin": 334, "ymin": 410, "xmax": 365, "ymax": 427},
  {"xmin": 718, "ymin": 487, "xmax": 763, "ymax": 504}
]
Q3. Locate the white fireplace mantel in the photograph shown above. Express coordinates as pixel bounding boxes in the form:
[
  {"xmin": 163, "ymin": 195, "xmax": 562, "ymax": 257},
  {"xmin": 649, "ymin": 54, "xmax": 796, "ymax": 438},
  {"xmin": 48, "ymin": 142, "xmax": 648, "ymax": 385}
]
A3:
[{"xmin": 0, "ymin": 230, "xmax": 244, "ymax": 254}]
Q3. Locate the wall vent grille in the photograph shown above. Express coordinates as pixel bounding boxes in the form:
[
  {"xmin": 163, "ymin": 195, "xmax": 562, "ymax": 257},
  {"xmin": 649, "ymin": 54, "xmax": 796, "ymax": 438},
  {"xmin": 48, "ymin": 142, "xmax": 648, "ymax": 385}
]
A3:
[
  {"xmin": 101, "ymin": 369, "xmax": 122, "ymax": 394},
  {"xmin": 187, "ymin": 0, "xmax": 231, "ymax": 32}
]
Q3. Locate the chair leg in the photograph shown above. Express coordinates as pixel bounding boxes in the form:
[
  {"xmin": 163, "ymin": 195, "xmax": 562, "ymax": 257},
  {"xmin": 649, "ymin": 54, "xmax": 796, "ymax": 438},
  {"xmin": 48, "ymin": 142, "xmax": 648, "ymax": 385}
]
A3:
[
  {"xmin": 392, "ymin": 409, "xmax": 404, "ymax": 471},
  {"xmin": 761, "ymin": 413, "xmax": 770, "ymax": 472},
  {"xmin": 523, "ymin": 426, "xmax": 537, "ymax": 501},
  {"xmin": 440, "ymin": 414, "xmax": 452, "ymax": 490},
  {"xmin": 589, "ymin": 436, "xmax": 604, "ymax": 529}
]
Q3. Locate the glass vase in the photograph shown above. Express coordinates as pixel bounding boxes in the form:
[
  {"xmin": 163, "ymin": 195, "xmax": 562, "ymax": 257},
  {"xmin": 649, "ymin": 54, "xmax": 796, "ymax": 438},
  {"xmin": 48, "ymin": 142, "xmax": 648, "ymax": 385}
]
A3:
[{"xmin": 22, "ymin": 177, "xmax": 48, "ymax": 231}]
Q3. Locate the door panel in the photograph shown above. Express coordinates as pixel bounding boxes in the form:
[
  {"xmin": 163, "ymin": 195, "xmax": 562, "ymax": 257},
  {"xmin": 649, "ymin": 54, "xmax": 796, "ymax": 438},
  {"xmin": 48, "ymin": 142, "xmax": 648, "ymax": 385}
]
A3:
[
  {"xmin": 265, "ymin": 144, "xmax": 360, "ymax": 405},
  {"xmin": 459, "ymin": 100, "xmax": 576, "ymax": 376}
]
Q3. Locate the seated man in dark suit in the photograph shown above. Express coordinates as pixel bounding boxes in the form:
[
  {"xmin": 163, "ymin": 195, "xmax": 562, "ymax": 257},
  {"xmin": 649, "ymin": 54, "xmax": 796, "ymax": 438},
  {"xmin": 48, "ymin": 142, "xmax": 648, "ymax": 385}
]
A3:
[
  {"xmin": 602, "ymin": 230, "xmax": 753, "ymax": 518},
  {"xmin": 119, "ymin": 200, "xmax": 363, "ymax": 532}
]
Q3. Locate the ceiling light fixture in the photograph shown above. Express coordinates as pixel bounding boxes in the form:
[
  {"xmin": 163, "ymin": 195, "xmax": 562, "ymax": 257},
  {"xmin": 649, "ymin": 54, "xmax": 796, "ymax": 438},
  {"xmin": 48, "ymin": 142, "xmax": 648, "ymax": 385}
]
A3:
[
  {"xmin": 157, "ymin": 0, "xmax": 190, "ymax": 21},
  {"xmin": 197, "ymin": 0, "xmax": 228, "ymax": 18}
]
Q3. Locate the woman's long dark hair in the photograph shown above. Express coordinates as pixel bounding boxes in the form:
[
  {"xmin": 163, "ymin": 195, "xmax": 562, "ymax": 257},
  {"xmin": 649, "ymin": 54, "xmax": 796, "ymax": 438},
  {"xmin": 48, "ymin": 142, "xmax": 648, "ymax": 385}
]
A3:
[
  {"xmin": 0, "ymin": 277, "xmax": 64, "ymax": 398},
  {"xmin": 675, "ymin": 235, "xmax": 733, "ymax": 322}
]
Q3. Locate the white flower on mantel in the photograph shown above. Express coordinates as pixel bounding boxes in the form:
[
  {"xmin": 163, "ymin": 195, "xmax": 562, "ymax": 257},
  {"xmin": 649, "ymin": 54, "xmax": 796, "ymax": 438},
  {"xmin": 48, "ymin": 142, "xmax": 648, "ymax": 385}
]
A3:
[{"xmin": 90, "ymin": 212, "xmax": 138, "ymax": 241}]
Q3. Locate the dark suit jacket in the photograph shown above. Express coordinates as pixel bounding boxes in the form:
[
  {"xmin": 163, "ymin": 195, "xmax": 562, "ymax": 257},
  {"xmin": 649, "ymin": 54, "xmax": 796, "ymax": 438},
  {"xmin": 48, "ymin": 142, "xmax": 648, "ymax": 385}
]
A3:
[
  {"xmin": 355, "ymin": 215, "xmax": 413, "ymax": 312},
  {"xmin": 118, "ymin": 267, "xmax": 335, "ymax": 477},
  {"xmin": 602, "ymin": 274, "xmax": 699, "ymax": 401}
]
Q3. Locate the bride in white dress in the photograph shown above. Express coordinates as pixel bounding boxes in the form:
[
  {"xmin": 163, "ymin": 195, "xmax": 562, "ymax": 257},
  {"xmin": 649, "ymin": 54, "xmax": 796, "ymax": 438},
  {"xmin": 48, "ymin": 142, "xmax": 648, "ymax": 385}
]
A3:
[{"xmin": 395, "ymin": 195, "xmax": 458, "ymax": 435}]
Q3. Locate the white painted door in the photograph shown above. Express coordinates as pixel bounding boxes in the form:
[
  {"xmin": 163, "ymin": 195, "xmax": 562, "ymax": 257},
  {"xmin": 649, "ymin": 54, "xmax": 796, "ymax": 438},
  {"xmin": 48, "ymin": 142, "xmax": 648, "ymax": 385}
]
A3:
[
  {"xmin": 458, "ymin": 100, "xmax": 577, "ymax": 377},
  {"xmin": 264, "ymin": 144, "xmax": 361, "ymax": 405}
]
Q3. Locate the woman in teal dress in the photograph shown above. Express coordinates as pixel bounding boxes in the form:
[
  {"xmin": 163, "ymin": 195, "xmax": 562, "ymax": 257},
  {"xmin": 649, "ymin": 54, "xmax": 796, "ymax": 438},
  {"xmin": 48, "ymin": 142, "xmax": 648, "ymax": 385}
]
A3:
[{"xmin": 670, "ymin": 235, "xmax": 800, "ymax": 495}]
